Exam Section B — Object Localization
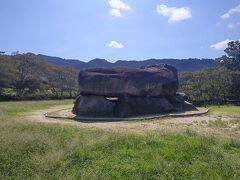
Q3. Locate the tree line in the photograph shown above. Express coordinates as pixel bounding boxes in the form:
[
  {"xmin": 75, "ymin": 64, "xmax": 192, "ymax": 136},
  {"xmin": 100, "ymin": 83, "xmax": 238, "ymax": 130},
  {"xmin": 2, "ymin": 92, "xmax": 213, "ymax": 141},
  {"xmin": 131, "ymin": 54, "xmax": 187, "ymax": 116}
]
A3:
[
  {"xmin": 179, "ymin": 40, "xmax": 240, "ymax": 105},
  {"xmin": 0, "ymin": 53, "xmax": 78, "ymax": 100},
  {"xmin": 0, "ymin": 40, "xmax": 239, "ymax": 103}
]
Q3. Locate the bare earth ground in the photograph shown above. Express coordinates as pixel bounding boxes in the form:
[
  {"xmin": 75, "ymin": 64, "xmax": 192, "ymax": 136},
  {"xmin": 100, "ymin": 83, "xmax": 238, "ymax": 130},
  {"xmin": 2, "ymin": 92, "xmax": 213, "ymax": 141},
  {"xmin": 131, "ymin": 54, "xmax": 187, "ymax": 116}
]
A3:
[{"xmin": 27, "ymin": 105, "xmax": 240, "ymax": 138}]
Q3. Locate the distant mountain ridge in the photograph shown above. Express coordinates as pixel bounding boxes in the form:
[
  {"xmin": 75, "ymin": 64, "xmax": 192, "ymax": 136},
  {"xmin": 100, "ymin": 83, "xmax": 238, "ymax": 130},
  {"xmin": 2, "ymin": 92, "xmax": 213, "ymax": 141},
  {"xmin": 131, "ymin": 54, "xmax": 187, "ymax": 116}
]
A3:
[{"xmin": 37, "ymin": 54, "xmax": 218, "ymax": 72}]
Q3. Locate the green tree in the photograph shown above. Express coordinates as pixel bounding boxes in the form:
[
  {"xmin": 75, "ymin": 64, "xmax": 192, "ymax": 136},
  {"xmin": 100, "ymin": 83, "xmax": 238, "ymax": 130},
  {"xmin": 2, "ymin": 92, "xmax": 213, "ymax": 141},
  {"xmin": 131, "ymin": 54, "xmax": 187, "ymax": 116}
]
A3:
[
  {"xmin": 0, "ymin": 55, "xmax": 15, "ymax": 95},
  {"xmin": 0, "ymin": 52, "xmax": 79, "ymax": 100},
  {"xmin": 179, "ymin": 67, "xmax": 232, "ymax": 103},
  {"xmin": 46, "ymin": 65, "xmax": 78, "ymax": 98},
  {"xmin": 10, "ymin": 53, "xmax": 43, "ymax": 97},
  {"xmin": 64, "ymin": 67, "xmax": 78, "ymax": 98},
  {"xmin": 216, "ymin": 40, "xmax": 240, "ymax": 71},
  {"xmin": 203, "ymin": 68, "xmax": 232, "ymax": 103},
  {"xmin": 229, "ymin": 71, "xmax": 240, "ymax": 100},
  {"xmin": 179, "ymin": 71, "xmax": 206, "ymax": 101}
]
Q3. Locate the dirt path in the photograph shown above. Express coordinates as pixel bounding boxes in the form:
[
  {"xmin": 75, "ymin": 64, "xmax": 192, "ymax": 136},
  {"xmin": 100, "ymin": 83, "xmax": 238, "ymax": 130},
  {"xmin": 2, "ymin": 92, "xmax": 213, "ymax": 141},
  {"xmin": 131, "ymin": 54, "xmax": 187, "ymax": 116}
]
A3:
[{"xmin": 27, "ymin": 105, "xmax": 240, "ymax": 137}]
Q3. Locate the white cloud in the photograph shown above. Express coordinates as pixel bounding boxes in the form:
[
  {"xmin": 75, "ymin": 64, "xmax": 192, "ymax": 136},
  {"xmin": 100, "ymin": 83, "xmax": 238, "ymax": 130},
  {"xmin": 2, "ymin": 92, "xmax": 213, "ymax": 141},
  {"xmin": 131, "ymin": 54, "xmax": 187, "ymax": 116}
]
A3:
[
  {"xmin": 221, "ymin": 4, "xmax": 240, "ymax": 20},
  {"xmin": 108, "ymin": 41, "xmax": 124, "ymax": 49},
  {"xmin": 109, "ymin": 0, "xmax": 131, "ymax": 18},
  {"xmin": 228, "ymin": 22, "xmax": 240, "ymax": 29},
  {"xmin": 110, "ymin": 9, "xmax": 123, "ymax": 18},
  {"xmin": 109, "ymin": 0, "xmax": 131, "ymax": 10},
  {"xmin": 222, "ymin": 13, "xmax": 230, "ymax": 20},
  {"xmin": 210, "ymin": 39, "xmax": 232, "ymax": 50},
  {"xmin": 156, "ymin": 5, "xmax": 192, "ymax": 23}
]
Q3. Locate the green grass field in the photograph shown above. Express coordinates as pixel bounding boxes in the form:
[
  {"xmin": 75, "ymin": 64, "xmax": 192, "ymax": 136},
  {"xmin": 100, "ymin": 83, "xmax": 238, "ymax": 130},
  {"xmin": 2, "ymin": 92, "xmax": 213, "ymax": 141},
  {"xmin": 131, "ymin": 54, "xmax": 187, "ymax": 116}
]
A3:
[
  {"xmin": 209, "ymin": 105, "xmax": 240, "ymax": 117},
  {"xmin": 0, "ymin": 100, "xmax": 240, "ymax": 179}
]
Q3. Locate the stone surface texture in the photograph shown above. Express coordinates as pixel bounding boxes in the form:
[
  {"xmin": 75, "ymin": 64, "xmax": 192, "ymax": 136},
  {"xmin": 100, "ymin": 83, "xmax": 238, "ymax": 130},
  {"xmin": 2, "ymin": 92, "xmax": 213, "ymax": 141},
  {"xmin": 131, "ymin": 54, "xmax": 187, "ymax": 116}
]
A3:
[
  {"xmin": 73, "ymin": 64, "xmax": 197, "ymax": 118},
  {"xmin": 78, "ymin": 64, "xmax": 178, "ymax": 97}
]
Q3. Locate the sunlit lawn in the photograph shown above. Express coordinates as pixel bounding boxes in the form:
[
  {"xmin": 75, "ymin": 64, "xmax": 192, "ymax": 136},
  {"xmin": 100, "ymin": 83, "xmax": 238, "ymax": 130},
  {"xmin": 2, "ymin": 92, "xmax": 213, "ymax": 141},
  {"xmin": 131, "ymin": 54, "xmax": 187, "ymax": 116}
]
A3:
[{"xmin": 0, "ymin": 101, "xmax": 239, "ymax": 179}]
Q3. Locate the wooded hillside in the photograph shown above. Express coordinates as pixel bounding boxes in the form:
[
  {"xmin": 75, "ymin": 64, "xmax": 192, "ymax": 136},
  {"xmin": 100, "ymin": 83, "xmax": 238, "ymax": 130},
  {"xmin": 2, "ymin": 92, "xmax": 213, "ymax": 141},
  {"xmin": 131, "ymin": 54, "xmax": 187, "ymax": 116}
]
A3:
[{"xmin": 0, "ymin": 53, "xmax": 78, "ymax": 100}]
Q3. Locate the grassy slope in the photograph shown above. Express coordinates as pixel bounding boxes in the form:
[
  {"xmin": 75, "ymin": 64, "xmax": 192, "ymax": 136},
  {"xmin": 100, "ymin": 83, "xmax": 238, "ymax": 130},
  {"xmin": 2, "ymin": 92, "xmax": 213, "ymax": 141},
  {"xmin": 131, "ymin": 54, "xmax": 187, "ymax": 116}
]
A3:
[{"xmin": 0, "ymin": 101, "xmax": 239, "ymax": 179}]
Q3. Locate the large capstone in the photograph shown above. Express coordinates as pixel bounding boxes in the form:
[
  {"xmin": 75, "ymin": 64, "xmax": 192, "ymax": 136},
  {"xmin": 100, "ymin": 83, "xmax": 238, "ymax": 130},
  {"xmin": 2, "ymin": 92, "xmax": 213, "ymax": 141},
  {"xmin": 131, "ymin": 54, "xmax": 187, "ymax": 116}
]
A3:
[{"xmin": 78, "ymin": 64, "xmax": 178, "ymax": 97}]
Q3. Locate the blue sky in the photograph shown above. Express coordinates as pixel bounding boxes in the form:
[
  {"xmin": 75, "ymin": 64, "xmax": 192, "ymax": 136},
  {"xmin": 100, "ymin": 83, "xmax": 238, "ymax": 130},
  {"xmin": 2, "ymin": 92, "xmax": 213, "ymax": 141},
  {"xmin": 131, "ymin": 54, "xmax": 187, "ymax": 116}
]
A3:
[{"xmin": 0, "ymin": 0, "xmax": 240, "ymax": 62}]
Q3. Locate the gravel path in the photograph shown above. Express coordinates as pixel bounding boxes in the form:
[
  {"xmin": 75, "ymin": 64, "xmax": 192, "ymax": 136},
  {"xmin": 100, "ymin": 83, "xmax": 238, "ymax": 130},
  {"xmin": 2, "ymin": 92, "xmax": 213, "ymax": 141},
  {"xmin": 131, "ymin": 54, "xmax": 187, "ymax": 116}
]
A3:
[{"xmin": 27, "ymin": 105, "xmax": 239, "ymax": 137}]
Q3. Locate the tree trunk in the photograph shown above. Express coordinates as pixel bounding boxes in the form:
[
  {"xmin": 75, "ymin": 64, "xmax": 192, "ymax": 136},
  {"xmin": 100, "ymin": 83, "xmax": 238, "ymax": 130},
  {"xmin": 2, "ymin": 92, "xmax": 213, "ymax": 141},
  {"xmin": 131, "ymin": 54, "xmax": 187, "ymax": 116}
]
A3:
[{"xmin": 69, "ymin": 89, "xmax": 72, "ymax": 98}]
